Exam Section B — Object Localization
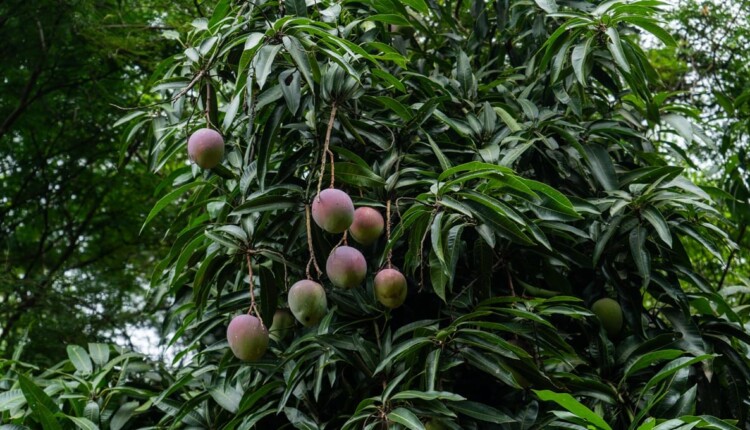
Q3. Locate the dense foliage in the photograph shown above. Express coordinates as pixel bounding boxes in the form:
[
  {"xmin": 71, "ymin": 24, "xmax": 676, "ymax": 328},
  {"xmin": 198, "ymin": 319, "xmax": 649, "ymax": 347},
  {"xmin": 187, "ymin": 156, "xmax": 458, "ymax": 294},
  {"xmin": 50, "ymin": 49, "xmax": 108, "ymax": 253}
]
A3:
[{"xmin": 2, "ymin": 0, "xmax": 750, "ymax": 429}]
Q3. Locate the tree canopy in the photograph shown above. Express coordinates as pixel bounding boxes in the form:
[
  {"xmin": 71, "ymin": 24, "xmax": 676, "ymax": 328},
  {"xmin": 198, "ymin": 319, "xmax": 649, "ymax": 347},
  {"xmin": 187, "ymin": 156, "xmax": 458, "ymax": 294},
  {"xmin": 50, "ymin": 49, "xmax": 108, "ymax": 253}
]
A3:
[{"xmin": 2, "ymin": 0, "xmax": 750, "ymax": 429}]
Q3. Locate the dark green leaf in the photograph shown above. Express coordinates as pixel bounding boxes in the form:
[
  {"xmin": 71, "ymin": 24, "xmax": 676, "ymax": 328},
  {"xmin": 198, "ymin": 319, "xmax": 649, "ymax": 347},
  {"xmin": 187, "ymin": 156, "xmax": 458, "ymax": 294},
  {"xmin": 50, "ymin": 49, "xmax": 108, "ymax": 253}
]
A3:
[{"xmin": 534, "ymin": 390, "xmax": 612, "ymax": 430}]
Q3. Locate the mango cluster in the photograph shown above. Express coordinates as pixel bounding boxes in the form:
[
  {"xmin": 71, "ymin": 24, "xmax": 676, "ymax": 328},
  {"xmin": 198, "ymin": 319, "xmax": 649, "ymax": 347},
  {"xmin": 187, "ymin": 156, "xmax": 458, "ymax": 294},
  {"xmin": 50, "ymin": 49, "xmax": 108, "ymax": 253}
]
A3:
[
  {"xmin": 190, "ymin": 131, "xmax": 408, "ymax": 361},
  {"xmin": 289, "ymin": 187, "xmax": 408, "ymax": 329}
]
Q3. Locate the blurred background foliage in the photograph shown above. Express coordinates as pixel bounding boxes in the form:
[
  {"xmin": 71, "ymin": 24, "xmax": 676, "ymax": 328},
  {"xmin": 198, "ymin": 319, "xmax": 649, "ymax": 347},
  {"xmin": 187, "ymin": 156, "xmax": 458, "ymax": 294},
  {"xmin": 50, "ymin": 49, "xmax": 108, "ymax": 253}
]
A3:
[{"xmin": 0, "ymin": 0, "xmax": 195, "ymax": 366}]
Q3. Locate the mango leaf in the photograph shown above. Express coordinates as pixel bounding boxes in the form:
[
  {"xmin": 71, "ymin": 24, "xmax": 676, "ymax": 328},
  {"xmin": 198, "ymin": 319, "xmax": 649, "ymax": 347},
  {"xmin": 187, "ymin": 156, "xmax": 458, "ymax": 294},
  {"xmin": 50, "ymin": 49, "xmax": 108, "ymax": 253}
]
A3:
[
  {"xmin": 67, "ymin": 345, "xmax": 93, "ymax": 374},
  {"xmin": 624, "ymin": 349, "xmax": 685, "ymax": 379},
  {"xmin": 606, "ymin": 27, "xmax": 631, "ymax": 73},
  {"xmin": 66, "ymin": 417, "xmax": 99, "ymax": 430},
  {"xmin": 331, "ymin": 162, "xmax": 386, "ymax": 188},
  {"xmin": 141, "ymin": 181, "xmax": 203, "ymax": 233},
  {"xmin": 210, "ymin": 385, "xmax": 242, "ymax": 413},
  {"xmin": 640, "ymin": 355, "xmax": 713, "ymax": 395},
  {"xmin": 534, "ymin": 0, "xmax": 558, "ymax": 13},
  {"xmin": 373, "ymin": 338, "xmax": 432, "ymax": 375},
  {"xmin": 629, "ymin": 226, "xmax": 650, "ymax": 287},
  {"xmin": 534, "ymin": 390, "xmax": 612, "ymax": 430},
  {"xmin": 87, "ymin": 343, "xmax": 110, "ymax": 367},
  {"xmin": 583, "ymin": 144, "xmax": 618, "ymax": 191},
  {"xmin": 388, "ymin": 408, "xmax": 424, "ymax": 430},
  {"xmin": 110, "ymin": 401, "xmax": 139, "ymax": 430},
  {"xmin": 253, "ymin": 44, "xmax": 283, "ymax": 89},
  {"xmin": 572, "ymin": 39, "xmax": 593, "ymax": 86},
  {"xmin": 17, "ymin": 375, "xmax": 61, "ymax": 430},
  {"xmin": 450, "ymin": 400, "xmax": 514, "ymax": 424},
  {"xmin": 391, "ymin": 390, "xmax": 465, "ymax": 402},
  {"xmin": 642, "ymin": 207, "xmax": 672, "ymax": 248}
]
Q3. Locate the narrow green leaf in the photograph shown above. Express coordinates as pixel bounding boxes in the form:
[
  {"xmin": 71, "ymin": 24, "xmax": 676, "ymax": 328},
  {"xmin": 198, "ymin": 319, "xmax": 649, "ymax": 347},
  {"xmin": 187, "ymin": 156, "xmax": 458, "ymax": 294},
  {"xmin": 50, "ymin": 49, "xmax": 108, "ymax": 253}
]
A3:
[
  {"xmin": 67, "ymin": 345, "xmax": 93, "ymax": 374},
  {"xmin": 429, "ymin": 249, "xmax": 448, "ymax": 302},
  {"xmin": 663, "ymin": 113, "xmax": 693, "ymax": 144},
  {"xmin": 253, "ymin": 44, "xmax": 283, "ymax": 89},
  {"xmin": 629, "ymin": 226, "xmax": 650, "ymax": 286},
  {"xmin": 17, "ymin": 374, "xmax": 61, "ymax": 430},
  {"xmin": 331, "ymin": 162, "xmax": 386, "ymax": 188},
  {"xmin": 66, "ymin": 416, "xmax": 99, "ymax": 430},
  {"xmin": 110, "ymin": 401, "xmax": 139, "ymax": 430},
  {"xmin": 583, "ymin": 144, "xmax": 618, "ymax": 191},
  {"xmin": 391, "ymin": 391, "xmax": 465, "ymax": 402},
  {"xmin": 606, "ymin": 27, "xmax": 631, "ymax": 73},
  {"xmin": 0, "ymin": 425, "xmax": 31, "ymax": 430},
  {"xmin": 431, "ymin": 211, "xmax": 446, "ymax": 269},
  {"xmin": 0, "ymin": 389, "xmax": 25, "ymax": 412},
  {"xmin": 231, "ymin": 195, "xmax": 299, "ymax": 215},
  {"xmin": 461, "ymin": 193, "xmax": 533, "ymax": 245},
  {"xmin": 387, "ymin": 407, "xmax": 424, "ymax": 430},
  {"xmin": 285, "ymin": 0, "xmax": 307, "ymax": 16},
  {"xmin": 571, "ymin": 39, "xmax": 592, "ymax": 86},
  {"xmin": 451, "ymin": 400, "xmax": 514, "ymax": 424},
  {"xmin": 141, "ymin": 181, "xmax": 203, "ymax": 233},
  {"xmin": 371, "ymin": 69, "xmax": 406, "ymax": 93},
  {"xmin": 426, "ymin": 134, "xmax": 451, "ymax": 172},
  {"xmin": 400, "ymin": 0, "xmax": 429, "ymax": 14},
  {"xmin": 641, "ymin": 355, "xmax": 713, "ymax": 394},
  {"xmin": 456, "ymin": 50, "xmax": 473, "ymax": 95},
  {"xmin": 210, "ymin": 385, "xmax": 242, "ymax": 413},
  {"xmin": 534, "ymin": 0, "xmax": 558, "ymax": 13},
  {"xmin": 372, "ymin": 96, "xmax": 413, "ymax": 120},
  {"xmin": 641, "ymin": 207, "xmax": 672, "ymax": 248},
  {"xmin": 593, "ymin": 215, "xmax": 622, "ymax": 265},
  {"xmin": 87, "ymin": 343, "xmax": 110, "ymax": 367},
  {"xmin": 424, "ymin": 349, "xmax": 440, "ymax": 392},
  {"xmin": 621, "ymin": 17, "xmax": 676, "ymax": 47},
  {"xmin": 258, "ymin": 265, "xmax": 278, "ymax": 328},
  {"xmin": 534, "ymin": 390, "xmax": 612, "ymax": 430},
  {"xmin": 374, "ymin": 338, "xmax": 432, "ymax": 375},
  {"xmin": 493, "ymin": 107, "xmax": 521, "ymax": 132},
  {"xmin": 623, "ymin": 349, "xmax": 684, "ymax": 379}
]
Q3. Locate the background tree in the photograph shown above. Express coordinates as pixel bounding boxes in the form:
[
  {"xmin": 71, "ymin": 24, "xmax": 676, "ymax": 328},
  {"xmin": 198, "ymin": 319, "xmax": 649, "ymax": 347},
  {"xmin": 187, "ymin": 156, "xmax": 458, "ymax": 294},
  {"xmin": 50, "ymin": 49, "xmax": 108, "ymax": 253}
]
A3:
[
  {"xmin": 651, "ymin": 0, "xmax": 750, "ymax": 299},
  {"xmin": 0, "ymin": 0, "xmax": 193, "ymax": 365}
]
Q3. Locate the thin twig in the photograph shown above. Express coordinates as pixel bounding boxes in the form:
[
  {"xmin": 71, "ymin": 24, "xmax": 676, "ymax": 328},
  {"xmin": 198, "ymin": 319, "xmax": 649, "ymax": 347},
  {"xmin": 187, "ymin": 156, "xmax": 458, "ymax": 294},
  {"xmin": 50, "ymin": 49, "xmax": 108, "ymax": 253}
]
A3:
[
  {"xmin": 245, "ymin": 252, "xmax": 262, "ymax": 324},
  {"xmin": 334, "ymin": 231, "xmax": 348, "ymax": 249},
  {"xmin": 305, "ymin": 204, "xmax": 322, "ymax": 279},
  {"xmin": 172, "ymin": 70, "xmax": 205, "ymax": 102},
  {"xmin": 386, "ymin": 199, "xmax": 393, "ymax": 269},
  {"xmin": 328, "ymin": 149, "xmax": 336, "ymax": 188},
  {"xmin": 205, "ymin": 82, "xmax": 211, "ymax": 128},
  {"xmin": 718, "ymin": 223, "xmax": 747, "ymax": 290},
  {"xmin": 316, "ymin": 104, "xmax": 338, "ymax": 198}
]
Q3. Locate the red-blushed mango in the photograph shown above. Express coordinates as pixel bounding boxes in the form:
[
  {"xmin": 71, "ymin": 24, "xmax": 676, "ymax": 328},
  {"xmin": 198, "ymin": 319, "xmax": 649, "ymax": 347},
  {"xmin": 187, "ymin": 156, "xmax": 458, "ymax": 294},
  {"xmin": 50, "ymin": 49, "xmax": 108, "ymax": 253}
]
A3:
[
  {"xmin": 226, "ymin": 314, "xmax": 268, "ymax": 361},
  {"xmin": 188, "ymin": 128, "xmax": 225, "ymax": 169},
  {"xmin": 269, "ymin": 309, "xmax": 295, "ymax": 342},
  {"xmin": 374, "ymin": 268, "xmax": 407, "ymax": 309},
  {"xmin": 326, "ymin": 246, "xmax": 367, "ymax": 289},
  {"xmin": 592, "ymin": 297, "xmax": 623, "ymax": 337},
  {"xmin": 312, "ymin": 188, "xmax": 355, "ymax": 233},
  {"xmin": 349, "ymin": 207, "xmax": 384, "ymax": 245},
  {"xmin": 288, "ymin": 280, "xmax": 328, "ymax": 327}
]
